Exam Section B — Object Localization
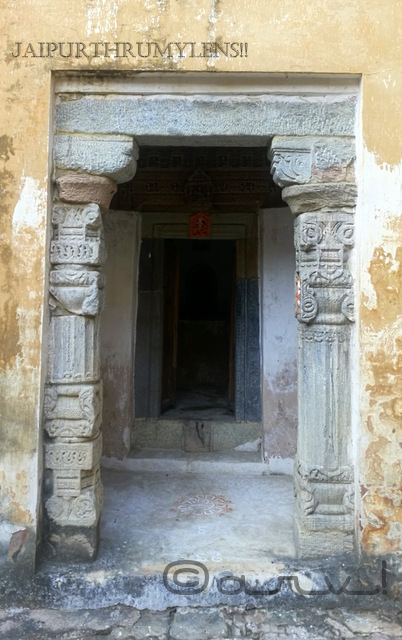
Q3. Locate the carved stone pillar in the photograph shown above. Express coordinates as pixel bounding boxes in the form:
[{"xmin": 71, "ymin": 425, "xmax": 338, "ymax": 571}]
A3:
[
  {"xmin": 268, "ymin": 136, "xmax": 357, "ymax": 556},
  {"xmin": 44, "ymin": 136, "xmax": 138, "ymax": 560}
]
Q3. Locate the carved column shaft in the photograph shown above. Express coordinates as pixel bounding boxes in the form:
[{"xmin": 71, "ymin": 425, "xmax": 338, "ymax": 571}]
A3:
[
  {"xmin": 44, "ymin": 202, "xmax": 106, "ymax": 559},
  {"xmin": 269, "ymin": 136, "xmax": 356, "ymax": 557},
  {"xmin": 43, "ymin": 135, "xmax": 138, "ymax": 560}
]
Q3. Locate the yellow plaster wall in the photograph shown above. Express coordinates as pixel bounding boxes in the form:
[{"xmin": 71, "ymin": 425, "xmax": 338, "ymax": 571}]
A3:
[{"xmin": 1, "ymin": 0, "xmax": 401, "ymax": 558}]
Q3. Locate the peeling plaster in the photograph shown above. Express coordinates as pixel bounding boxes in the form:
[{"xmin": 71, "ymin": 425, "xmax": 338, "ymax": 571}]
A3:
[
  {"xmin": 12, "ymin": 175, "xmax": 45, "ymax": 232},
  {"xmin": 360, "ymin": 149, "xmax": 402, "ymax": 314},
  {"xmin": 87, "ymin": 0, "xmax": 119, "ymax": 38},
  {"xmin": 359, "ymin": 146, "xmax": 402, "ymax": 554}
]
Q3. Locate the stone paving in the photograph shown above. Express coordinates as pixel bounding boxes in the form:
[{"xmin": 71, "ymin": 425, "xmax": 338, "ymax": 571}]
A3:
[{"xmin": 1, "ymin": 604, "xmax": 401, "ymax": 640}]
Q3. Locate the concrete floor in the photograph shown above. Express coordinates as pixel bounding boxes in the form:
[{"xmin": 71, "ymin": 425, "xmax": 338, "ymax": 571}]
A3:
[
  {"xmin": 13, "ymin": 452, "xmax": 395, "ymax": 612},
  {"xmin": 29, "ymin": 452, "xmax": 300, "ymax": 610},
  {"xmin": 100, "ymin": 451, "xmax": 295, "ymax": 577}
]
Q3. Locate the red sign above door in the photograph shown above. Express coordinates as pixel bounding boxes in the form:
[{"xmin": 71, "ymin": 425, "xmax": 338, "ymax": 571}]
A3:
[{"xmin": 189, "ymin": 212, "xmax": 211, "ymax": 238}]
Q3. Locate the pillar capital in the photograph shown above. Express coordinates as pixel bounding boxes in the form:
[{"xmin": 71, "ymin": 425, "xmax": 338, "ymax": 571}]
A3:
[
  {"xmin": 56, "ymin": 175, "xmax": 118, "ymax": 210},
  {"xmin": 283, "ymin": 183, "xmax": 357, "ymax": 216},
  {"xmin": 54, "ymin": 134, "xmax": 139, "ymax": 184}
]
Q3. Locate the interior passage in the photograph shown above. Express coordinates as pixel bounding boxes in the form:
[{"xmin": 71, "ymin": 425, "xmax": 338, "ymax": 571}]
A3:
[{"xmin": 162, "ymin": 239, "xmax": 235, "ymax": 418}]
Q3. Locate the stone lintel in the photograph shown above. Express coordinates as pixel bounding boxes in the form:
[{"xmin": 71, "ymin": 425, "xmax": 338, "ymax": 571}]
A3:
[
  {"xmin": 56, "ymin": 175, "xmax": 117, "ymax": 210},
  {"xmin": 55, "ymin": 94, "xmax": 357, "ymax": 139},
  {"xmin": 54, "ymin": 134, "xmax": 139, "ymax": 184}
]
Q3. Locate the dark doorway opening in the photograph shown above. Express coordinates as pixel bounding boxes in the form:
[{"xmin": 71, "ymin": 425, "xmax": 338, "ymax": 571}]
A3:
[
  {"xmin": 130, "ymin": 146, "xmax": 268, "ymax": 426},
  {"xmin": 161, "ymin": 239, "xmax": 235, "ymax": 418}
]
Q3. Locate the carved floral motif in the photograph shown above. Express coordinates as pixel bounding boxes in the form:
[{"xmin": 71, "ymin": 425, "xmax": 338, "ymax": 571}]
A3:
[{"xmin": 46, "ymin": 482, "xmax": 103, "ymax": 527}]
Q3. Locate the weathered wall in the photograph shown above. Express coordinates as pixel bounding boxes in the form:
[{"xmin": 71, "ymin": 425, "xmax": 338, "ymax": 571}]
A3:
[
  {"xmin": 1, "ymin": 0, "xmax": 401, "ymax": 566},
  {"xmin": 260, "ymin": 208, "xmax": 297, "ymax": 473}
]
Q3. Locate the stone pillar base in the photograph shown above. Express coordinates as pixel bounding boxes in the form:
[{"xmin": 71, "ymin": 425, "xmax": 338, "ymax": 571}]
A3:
[
  {"xmin": 46, "ymin": 521, "xmax": 100, "ymax": 562},
  {"xmin": 294, "ymin": 519, "xmax": 354, "ymax": 558}
]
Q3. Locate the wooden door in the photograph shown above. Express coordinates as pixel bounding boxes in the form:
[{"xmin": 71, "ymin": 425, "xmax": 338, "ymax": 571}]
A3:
[{"xmin": 161, "ymin": 240, "xmax": 180, "ymax": 412}]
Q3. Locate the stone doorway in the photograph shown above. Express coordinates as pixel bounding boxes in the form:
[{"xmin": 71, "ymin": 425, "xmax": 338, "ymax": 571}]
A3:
[{"xmin": 44, "ymin": 73, "xmax": 358, "ymax": 563}]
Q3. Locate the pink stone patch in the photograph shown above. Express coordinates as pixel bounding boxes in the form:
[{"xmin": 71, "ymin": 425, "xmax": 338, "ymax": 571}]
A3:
[{"xmin": 56, "ymin": 175, "xmax": 117, "ymax": 210}]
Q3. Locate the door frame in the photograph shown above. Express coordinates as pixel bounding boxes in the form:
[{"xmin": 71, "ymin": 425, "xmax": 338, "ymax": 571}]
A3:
[{"xmin": 43, "ymin": 72, "xmax": 358, "ymax": 560}]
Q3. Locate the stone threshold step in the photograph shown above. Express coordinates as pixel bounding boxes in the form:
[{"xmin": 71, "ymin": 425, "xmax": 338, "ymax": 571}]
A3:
[
  {"xmin": 132, "ymin": 419, "xmax": 262, "ymax": 452},
  {"xmin": 101, "ymin": 449, "xmax": 271, "ymax": 475}
]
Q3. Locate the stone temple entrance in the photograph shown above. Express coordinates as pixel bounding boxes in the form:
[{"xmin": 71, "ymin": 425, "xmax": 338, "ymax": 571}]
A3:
[{"xmin": 44, "ymin": 73, "xmax": 358, "ymax": 564}]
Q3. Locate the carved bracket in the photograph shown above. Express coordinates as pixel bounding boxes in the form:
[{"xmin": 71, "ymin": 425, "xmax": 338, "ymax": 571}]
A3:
[
  {"xmin": 268, "ymin": 137, "xmax": 313, "ymax": 188},
  {"xmin": 54, "ymin": 134, "xmax": 139, "ymax": 184}
]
